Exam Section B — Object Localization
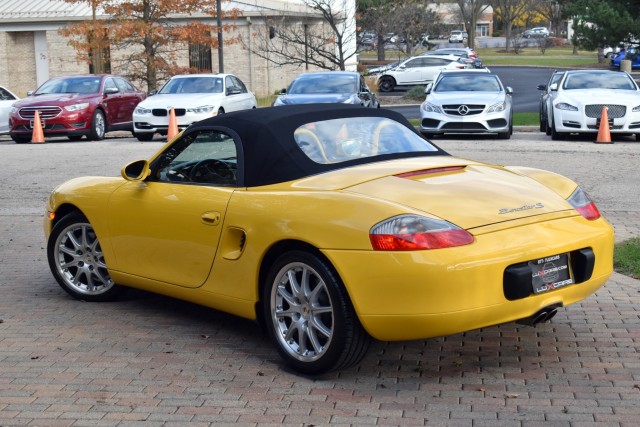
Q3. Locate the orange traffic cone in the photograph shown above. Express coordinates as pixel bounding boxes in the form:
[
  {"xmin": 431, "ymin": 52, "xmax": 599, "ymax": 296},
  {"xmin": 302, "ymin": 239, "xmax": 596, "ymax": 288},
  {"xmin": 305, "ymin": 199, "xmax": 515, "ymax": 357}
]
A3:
[
  {"xmin": 31, "ymin": 110, "xmax": 44, "ymax": 143},
  {"xmin": 167, "ymin": 107, "xmax": 178, "ymax": 141},
  {"xmin": 595, "ymin": 106, "xmax": 612, "ymax": 144}
]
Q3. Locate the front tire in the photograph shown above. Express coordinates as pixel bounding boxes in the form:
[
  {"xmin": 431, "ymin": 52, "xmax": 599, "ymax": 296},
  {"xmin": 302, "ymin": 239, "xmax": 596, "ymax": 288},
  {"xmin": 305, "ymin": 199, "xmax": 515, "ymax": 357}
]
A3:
[
  {"xmin": 11, "ymin": 134, "xmax": 30, "ymax": 144},
  {"xmin": 135, "ymin": 132, "xmax": 154, "ymax": 142},
  {"xmin": 47, "ymin": 213, "xmax": 122, "ymax": 301},
  {"xmin": 263, "ymin": 250, "xmax": 370, "ymax": 374},
  {"xmin": 88, "ymin": 109, "xmax": 106, "ymax": 141}
]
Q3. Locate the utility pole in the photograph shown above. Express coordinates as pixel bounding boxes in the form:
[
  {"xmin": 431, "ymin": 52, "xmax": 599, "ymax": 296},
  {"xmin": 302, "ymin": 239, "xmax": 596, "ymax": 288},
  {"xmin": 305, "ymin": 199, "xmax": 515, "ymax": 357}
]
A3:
[{"xmin": 217, "ymin": 0, "xmax": 224, "ymax": 72}]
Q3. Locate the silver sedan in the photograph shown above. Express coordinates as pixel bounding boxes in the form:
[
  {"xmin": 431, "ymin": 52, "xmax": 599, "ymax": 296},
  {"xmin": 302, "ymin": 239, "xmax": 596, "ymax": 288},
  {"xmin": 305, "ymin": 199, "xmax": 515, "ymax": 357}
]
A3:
[{"xmin": 420, "ymin": 69, "xmax": 513, "ymax": 139}]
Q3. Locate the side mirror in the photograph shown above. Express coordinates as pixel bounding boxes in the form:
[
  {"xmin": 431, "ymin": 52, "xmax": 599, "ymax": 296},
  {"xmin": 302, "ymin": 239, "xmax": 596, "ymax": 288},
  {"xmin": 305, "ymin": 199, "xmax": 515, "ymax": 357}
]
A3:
[
  {"xmin": 424, "ymin": 83, "xmax": 432, "ymax": 94},
  {"xmin": 536, "ymin": 84, "xmax": 547, "ymax": 91},
  {"xmin": 280, "ymin": 88, "xmax": 287, "ymax": 95},
  {"xmin": 227, "ymin": 87, "xmax": 242, "ymax": 96},
  {"xmin": 149, "ymin": 89, "xmax": 158, "ymax": 96},
  {"xmin": 506, "ymin": 86, "xmax": 513, "ymax": 95},
  {"xmin": 104, "ymin": 87, "xmax": 119, "ymax": 95},
  {"xmin": 27, "ymin": 90, "xmax": 34, "ymax": 96},
  {"xmin": 121, "ymin": 159, "xmax": 151, "ymax": 181},
  {"xmin": 550, "ymin": 83, "xmax": 558, "ymax": 91}
]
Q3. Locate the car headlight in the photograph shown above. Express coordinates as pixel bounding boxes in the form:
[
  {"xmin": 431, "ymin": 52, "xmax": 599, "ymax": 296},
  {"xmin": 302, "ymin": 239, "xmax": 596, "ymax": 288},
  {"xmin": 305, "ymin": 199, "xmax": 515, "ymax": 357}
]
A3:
[
  {"xmin": 186, "ymin": 105, "xmax": 215, "ymax": 114},
  {"xmin": 633, "ymin": 105, "xmax": 640, "ymax": 112},
  {"xmin": 555, "ymin": 102, "xmax": 578, "ymax": 111},
  {"xmin": 135, "ymin": 106, "xmax": 152, "ymax": 114},
  {"xmin": 422, "ymin": 102, "xmax": 443, "ymax": 114},
  {"xmin": 10, "ymin": 106, "xmax": 19, "ymax": 114},
  {"xmin": 486, "ymin": 101, "xmax": 506, "ymax": 113},
  {"xmin": 64, "ymin": 103, "xmax": 90, "ymax": 112}
]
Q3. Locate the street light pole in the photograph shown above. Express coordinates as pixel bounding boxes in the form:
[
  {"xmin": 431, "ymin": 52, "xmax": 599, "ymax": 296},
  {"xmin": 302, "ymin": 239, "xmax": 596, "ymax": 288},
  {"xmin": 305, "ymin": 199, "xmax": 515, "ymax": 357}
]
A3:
[{"xmin": 217, "ymin": 0, "xmax": 224, "ymax": 73}]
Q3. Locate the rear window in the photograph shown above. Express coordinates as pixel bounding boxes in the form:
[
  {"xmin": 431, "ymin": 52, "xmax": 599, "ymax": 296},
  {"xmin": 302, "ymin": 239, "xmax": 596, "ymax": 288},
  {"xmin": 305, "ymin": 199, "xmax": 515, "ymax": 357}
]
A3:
[{"xmin": 294, "ymin": 117, "xmax": 438, "ymax": 164}]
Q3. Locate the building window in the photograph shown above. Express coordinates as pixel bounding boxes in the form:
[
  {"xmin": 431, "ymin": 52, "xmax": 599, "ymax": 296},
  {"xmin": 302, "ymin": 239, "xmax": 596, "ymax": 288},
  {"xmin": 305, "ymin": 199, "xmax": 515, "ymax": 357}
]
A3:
[{"xmin": 190, "ymin": 42, "xmax": 212, "ymax": 72}]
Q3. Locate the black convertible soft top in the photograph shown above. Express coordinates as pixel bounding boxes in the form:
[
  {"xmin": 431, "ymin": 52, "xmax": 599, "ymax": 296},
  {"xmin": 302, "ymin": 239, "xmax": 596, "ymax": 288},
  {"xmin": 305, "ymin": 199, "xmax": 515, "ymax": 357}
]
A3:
[{"xmin": 187, "ymin": 104, "xmax": 448, "ymax": 187}]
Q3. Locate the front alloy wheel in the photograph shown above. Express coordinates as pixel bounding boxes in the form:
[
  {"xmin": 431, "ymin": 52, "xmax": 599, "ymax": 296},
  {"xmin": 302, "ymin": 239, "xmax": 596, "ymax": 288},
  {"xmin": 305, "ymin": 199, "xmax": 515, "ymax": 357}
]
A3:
[
  {"xmin": 47, "ymin": 213, "xmax": 121, "ymax": 301},
  {"xmin": 89, "ymin": 110, "xmax": 106, "ymax": 140},
  {"xmin": 378, "ymin": 77, "xmax": 395, "ymax": 92},
  {"xmin": 264, "ymin": 251, "xmax": 370, "ymax": 374}
]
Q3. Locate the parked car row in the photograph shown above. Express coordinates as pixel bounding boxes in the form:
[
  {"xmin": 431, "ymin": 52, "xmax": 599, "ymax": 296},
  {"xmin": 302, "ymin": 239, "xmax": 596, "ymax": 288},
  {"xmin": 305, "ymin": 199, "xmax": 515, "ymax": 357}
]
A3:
[{"xmin": 3, "ymin": 72, "xmax": 258, "ymax": 143}]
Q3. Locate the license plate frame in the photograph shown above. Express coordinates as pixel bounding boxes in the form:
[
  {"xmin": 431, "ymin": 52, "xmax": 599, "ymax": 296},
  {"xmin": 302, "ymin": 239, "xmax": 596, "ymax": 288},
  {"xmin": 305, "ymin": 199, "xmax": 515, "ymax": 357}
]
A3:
[
  {"xmin": 529, "ymin": 253, "xmax": 574, "ymax": 294},
  {"xmin": 29, "ymin": 118, "xmax": 45, "ymax": 129}
]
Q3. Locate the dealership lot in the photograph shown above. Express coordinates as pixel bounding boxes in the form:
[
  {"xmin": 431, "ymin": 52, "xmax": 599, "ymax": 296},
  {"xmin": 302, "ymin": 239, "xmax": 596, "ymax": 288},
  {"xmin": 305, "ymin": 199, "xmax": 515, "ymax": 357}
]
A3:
[{"xmin": 1, "ymin": 133, "xmax": 639, "ymax": 426}]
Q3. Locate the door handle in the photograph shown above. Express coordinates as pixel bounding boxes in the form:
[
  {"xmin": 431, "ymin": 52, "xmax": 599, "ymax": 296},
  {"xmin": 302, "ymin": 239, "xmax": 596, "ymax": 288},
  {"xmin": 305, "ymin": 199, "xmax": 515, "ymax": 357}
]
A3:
[{"xmin": 201, "ymin": 211, "xmax": 221, "ymax": 226}]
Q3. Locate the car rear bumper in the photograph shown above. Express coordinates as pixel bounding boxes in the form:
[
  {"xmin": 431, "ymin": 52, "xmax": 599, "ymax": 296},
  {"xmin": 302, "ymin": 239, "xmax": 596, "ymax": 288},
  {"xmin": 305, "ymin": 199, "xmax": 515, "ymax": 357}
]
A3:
[{"xmin": 324, "ymin": 215, "xmax": 614, "ymax": 341}]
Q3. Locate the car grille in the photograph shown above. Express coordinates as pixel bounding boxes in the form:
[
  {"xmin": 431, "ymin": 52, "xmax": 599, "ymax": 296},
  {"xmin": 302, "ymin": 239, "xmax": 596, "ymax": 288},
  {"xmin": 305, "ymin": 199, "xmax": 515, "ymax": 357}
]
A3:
[
  {"xmin": 585, "ymin": 104, "xmax": 626, "ymax": 119},
  {"xmin": 442, "ymin": 104, "xmax": 484, "ymax": 116},
  {"xmin": 441, "ymin": 122, "xmax": 486, "ymax": 130},
  {"xmin": 152, "ymin": 108, "xmax": 186, "ymax": 117},
  {"xmin": 19, "ymin": 106, "xmax": 62, "ymax": 119}
]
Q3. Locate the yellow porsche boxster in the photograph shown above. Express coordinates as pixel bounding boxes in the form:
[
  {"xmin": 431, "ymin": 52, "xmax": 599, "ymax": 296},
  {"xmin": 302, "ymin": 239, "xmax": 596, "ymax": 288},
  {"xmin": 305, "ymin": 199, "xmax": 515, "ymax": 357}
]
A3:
[{"xmin": 44, "ymin": 104, "xmax": 614, "ymax": 374}]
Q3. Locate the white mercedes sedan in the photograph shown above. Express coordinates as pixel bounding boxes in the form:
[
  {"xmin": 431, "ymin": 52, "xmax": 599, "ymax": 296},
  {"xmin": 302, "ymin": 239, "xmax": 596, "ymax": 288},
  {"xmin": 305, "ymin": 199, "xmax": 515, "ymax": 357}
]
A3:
[
  {"xmin": 547, "ymin": 70, "xmax": 640, "ymax": 140},
  {"xmin": 133, "ymin": 73, "xmax": 257, "ymax": 141}
]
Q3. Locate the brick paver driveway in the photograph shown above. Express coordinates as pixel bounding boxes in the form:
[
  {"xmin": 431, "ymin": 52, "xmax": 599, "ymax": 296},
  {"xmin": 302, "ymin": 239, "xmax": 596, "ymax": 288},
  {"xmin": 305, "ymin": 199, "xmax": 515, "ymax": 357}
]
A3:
[{"xmin": 0, "ymin": 133, "xmax": 639, "ymax": 426}]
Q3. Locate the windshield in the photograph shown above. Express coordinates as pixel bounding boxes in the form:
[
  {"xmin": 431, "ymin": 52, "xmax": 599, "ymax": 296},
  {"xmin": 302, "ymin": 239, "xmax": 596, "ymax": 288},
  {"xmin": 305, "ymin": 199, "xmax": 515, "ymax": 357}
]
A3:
[
  {"xmin": 36, "ymin": 77, "xmax": 102, "ymax": 95},
  {"xmin": 288, "ymin": 74, "xmax": 358, "ymax": 95},
  {"xmin": 159, "ymin": 77, "xmax": 223, "ymax": 94},
  {"xmin": 294, "ymin": 117, "xmax": 438, "ymax": 164},
  {"xmin": 563, "ymin": 72, "xmax": 636, "ymax": 90},
  {"xmin": 435, "ymin": 74, "xmax": 502, "ymax": 92}
]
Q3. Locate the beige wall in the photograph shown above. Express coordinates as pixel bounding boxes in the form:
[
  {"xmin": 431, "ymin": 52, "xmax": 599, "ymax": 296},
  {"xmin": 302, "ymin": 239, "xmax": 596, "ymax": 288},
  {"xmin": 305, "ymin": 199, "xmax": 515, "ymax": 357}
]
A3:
[
  {"xmin": 0, "ymin": 22, "xmax": 325, "ymax": 99},
  {"xmin": 1, "ymin": 32, "xmax": 38, "ymax": 97}
]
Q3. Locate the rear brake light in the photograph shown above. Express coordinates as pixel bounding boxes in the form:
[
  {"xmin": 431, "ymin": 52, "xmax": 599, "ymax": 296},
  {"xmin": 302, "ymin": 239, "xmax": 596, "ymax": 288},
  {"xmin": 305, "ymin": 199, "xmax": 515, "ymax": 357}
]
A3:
[
  {"xmin": 370, "ymin": 215, "xmax": 474, "ymax": 251},
  {"xmin": 567, "ymin": 187, "xmax": 601, "ymax": 220}
]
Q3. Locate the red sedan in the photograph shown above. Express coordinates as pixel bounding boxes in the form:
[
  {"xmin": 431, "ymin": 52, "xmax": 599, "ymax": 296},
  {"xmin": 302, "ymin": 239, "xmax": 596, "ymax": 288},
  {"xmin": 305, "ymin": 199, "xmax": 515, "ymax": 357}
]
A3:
[{"xmin": 9, "ymin": 74, "xmax": 145, "ymax": 143}]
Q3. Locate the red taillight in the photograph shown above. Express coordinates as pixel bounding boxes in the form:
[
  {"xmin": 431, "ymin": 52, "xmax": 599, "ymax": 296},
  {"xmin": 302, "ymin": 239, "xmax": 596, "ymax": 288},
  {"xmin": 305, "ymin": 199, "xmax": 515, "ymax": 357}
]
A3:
[
  {"xmin": 568, "ymin": 187, "xmax": 601, "ymax": 220},
  {"xmin": 370, "ymin": 215, "xmax": 474, "ymax": 251},
  {"xmin": 576, "ymin": 203, "xmax": 601, "ymax": 221}
]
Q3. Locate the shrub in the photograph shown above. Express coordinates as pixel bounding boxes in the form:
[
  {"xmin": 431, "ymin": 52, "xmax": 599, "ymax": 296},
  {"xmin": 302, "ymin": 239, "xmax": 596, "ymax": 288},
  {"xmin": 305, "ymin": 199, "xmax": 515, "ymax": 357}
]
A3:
[{"xmin": 403, "ymin": 86, "xmax": 426, "ymax": 101}]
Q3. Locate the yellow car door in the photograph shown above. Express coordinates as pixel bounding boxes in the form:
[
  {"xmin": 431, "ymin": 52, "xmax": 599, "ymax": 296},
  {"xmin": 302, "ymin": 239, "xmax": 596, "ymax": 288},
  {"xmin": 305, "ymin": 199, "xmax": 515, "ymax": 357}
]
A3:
[{"xmin": 107, "ymin": 129, "xmax": 239, "ymax": 288}]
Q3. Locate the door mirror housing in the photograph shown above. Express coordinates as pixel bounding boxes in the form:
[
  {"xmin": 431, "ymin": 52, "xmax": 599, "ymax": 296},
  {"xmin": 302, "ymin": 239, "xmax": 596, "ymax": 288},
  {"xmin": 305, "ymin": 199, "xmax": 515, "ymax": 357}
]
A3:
[{"xmin": 122, "ymin": 159, "xmax": 151, "ymax": 181}]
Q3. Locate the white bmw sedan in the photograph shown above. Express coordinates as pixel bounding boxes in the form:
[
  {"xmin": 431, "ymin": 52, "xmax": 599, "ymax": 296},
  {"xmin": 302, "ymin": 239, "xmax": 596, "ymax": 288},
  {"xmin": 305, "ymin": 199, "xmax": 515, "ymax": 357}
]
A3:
[
  {"xmin": 133, "ymin": 73, "xmax": 257, "ymax": 141},
  {"xmin": 548, "ymin": 70, "xmax": 640, "ymax": 140}
]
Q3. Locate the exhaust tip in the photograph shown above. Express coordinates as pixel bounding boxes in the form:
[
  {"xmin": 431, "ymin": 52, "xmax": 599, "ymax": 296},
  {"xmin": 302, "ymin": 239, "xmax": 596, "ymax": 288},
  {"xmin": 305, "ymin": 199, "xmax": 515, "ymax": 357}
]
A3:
[{"xmin": 516, "ymin": 304, "xmax": 561, "ymax": 327}]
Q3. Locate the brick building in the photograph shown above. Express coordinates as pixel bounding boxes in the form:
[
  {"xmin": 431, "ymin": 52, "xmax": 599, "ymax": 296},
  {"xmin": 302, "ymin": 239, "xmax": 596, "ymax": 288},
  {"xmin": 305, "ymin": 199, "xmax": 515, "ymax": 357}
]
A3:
[{"xmin": 0, "ymin": 0, "xmax": 347, "ymax": 97}]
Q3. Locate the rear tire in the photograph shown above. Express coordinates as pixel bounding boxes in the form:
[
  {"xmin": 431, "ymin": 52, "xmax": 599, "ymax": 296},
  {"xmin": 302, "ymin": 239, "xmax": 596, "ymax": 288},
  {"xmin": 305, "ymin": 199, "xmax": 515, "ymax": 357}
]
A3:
[
  {"xmin": 262, "ymin": 250, "xmax": 370, "ymax": 374},
  {"xmin": 378, "ymin": 77, "xmax": 395, "ymax": 92}
]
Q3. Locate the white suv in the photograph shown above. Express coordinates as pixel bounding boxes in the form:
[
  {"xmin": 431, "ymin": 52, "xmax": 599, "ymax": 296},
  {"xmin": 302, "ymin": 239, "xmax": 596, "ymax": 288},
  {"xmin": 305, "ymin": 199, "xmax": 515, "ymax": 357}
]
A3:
[
  {"xmin": 376, "ymin": 55, "xmax": 469, "ymax": 92},
  {"xmin": 449, "ymin": 30, "xmax": 468, "ymax": 43}
]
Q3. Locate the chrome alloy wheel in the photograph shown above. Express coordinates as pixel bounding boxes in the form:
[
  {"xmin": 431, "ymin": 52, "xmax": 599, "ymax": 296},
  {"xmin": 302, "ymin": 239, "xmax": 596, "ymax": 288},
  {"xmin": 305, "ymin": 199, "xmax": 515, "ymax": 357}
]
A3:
[
  {"xmin": 94, "ymin": 112, "xmax": 106, "ymax": 139},
  {"xmin": 53, "ymin": 222, "xmax": 113, "ymax": 296},
  {"xmin": 270, "ymin": 262, "xmax": 335, "ymax": 362}
]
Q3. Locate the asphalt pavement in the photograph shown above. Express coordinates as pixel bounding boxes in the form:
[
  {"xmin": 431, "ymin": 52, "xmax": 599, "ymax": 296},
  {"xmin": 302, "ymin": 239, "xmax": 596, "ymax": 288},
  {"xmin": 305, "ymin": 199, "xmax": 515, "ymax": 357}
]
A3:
[{"xmin": 1, "ymin": 133, "xmax": 639, "ymax": 426}]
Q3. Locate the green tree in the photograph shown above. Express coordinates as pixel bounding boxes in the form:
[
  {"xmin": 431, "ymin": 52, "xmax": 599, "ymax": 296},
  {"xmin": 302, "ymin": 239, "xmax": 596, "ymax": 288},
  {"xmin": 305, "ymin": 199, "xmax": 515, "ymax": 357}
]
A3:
[{"xmin": 567, "ymin": 0, "xmax": 638, "ymax": 53}]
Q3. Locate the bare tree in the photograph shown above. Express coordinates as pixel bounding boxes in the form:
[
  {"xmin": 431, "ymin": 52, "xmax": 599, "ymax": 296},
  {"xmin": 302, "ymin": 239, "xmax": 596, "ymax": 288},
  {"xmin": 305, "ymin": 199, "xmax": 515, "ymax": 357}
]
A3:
[
  {"xmin": 247, "ymin": 0, "xmax": 355, "ymax": 71},
  {"xmin": 389, "ymin": 1, "xmax": 437, "ymax": 56},
  {"xmin": 492, "ymin": 0, "xmax": 543, "ymax": 53},
  {"xmin": 456, "ymin": 0, "xmax": 490, "ymax": 49}
]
